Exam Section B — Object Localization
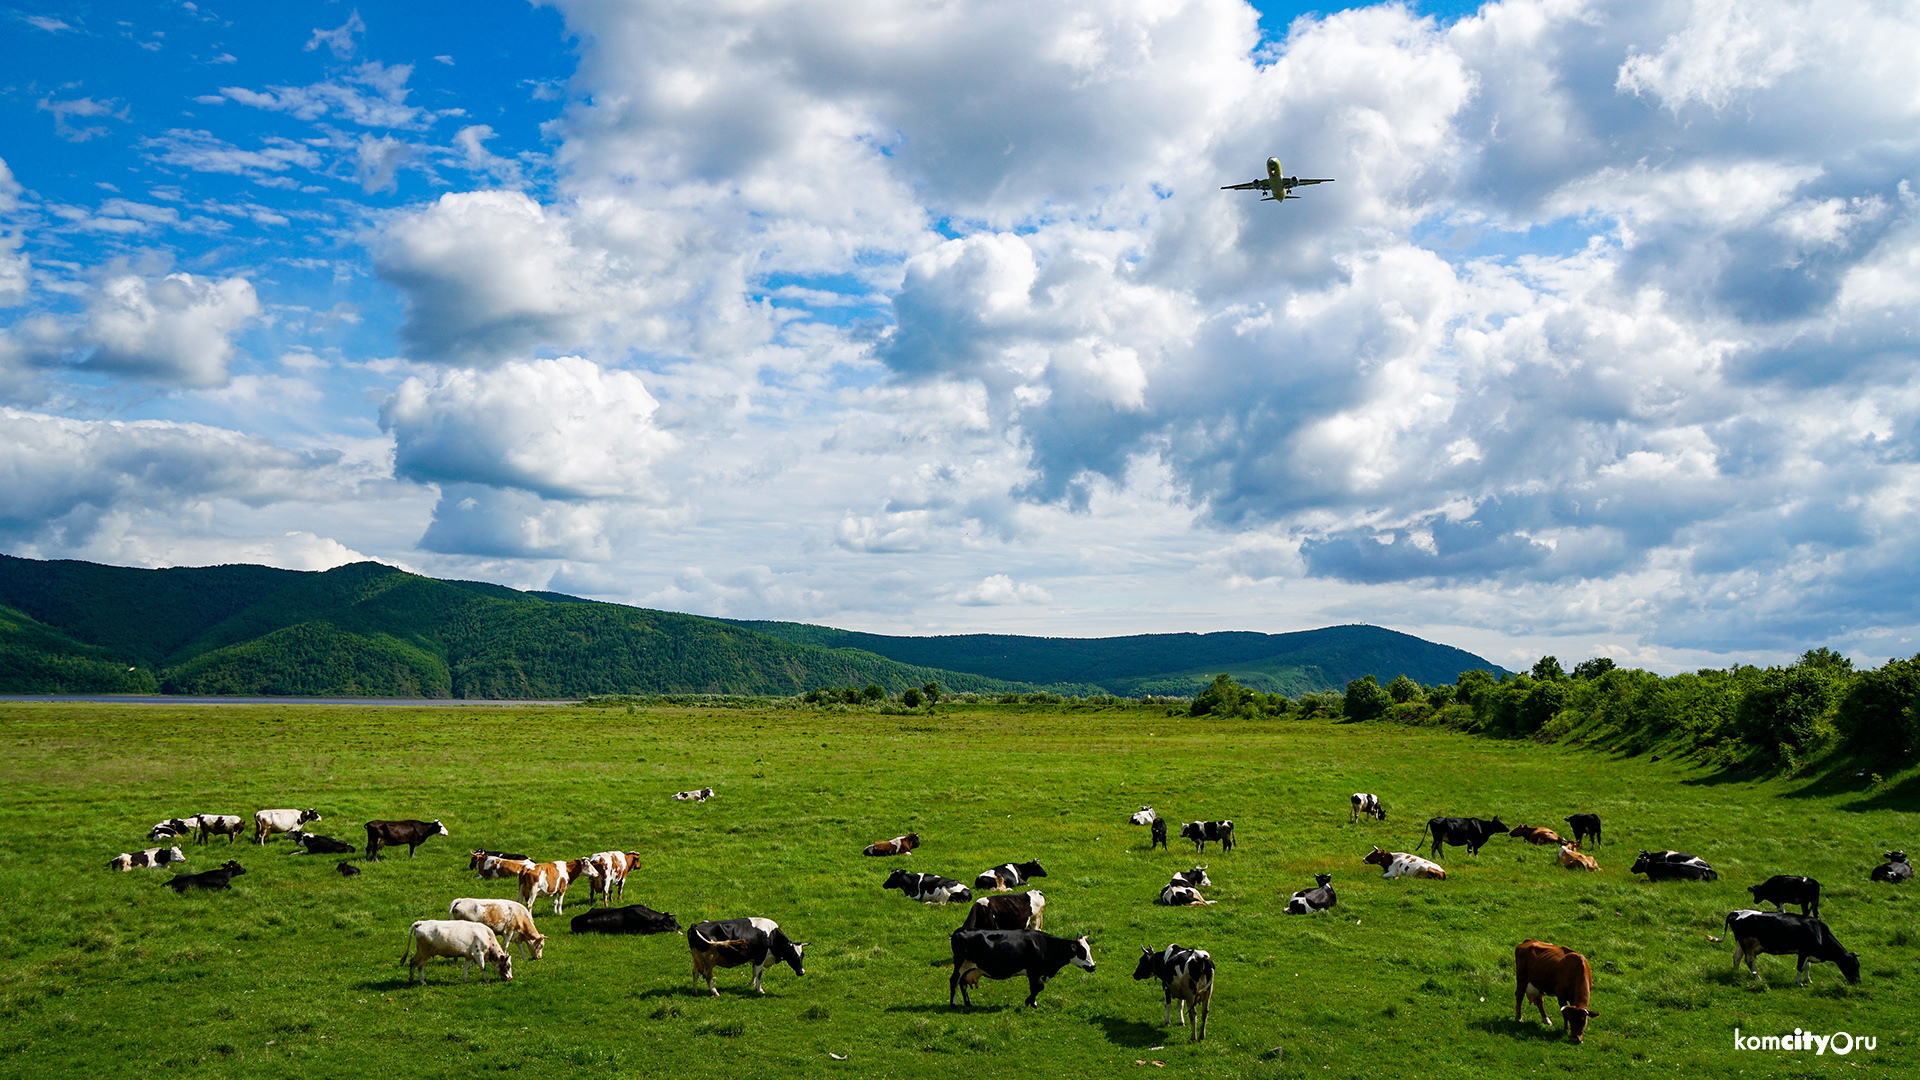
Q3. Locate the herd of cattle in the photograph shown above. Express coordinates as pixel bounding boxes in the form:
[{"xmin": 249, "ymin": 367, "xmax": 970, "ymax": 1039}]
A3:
[{"xmin": 104, "ymin": 788, "xmax": 1912, "ymax": 1048}]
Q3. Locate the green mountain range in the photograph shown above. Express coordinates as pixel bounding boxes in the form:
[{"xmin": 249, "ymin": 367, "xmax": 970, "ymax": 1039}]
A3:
[{"xmin": 0, "ymin": 555, "xmax": 1503, "ymax": 698}]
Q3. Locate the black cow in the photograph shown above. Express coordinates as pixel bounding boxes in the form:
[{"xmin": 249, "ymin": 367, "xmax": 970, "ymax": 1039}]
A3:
[
  {"xmin": 1150, "ymin": 818, "xmax": 1168, "ymax": 850},
  {"xmin": 959, "ymin": 890, "xmax": 1046, "ymax": 931},
  {"xmin": 164, "ymin": 860, "xmax": 246, "ymax": 893},
  {"xmin": 1180, "ymin": 820, "xmax": 1235, "ymax": 853},
  {"xmin": 975, "ymin": 860, "xmax": 1047, "ymax": 891},
  {"xmin": 949, "ymin": 928, "xmax": 1095, "ymax": 1007},
  {"xmin": 686, "ymin": 918, "xmax": 806, "ymax": 995},
  {"xmin": 1286, "ymin": 873, "xmax": 1336, "ymax": 914},
  {"xmin": 1426, "ymin": 816, "xmax": 1507, "ymax": 858},
  {"xmin": 1748, "ymin": 875, "xmax": 1820, "ymax": 918},
  {"xmin": 885, "ymin": 870, "xmax": 972, "ymax": 904},
  {"xmin": 1632, "ymin": 850, "xmax": 1718, "ymax": 881},
  {"xmin": 336, "ymin": 861, "xmax": 361, "ymax": 877},
  {"xmin": 288, "ymin": 831, "xmax": 357, "ymax": 855},
  {"xmin": 1725, "ymin": 910, "xmax": 1860, "ymax": 985},
  {"xmin": 1871, "ymin": 851, "xmax": 1912, "ymax": 883},
  {"xmin": 1564, "ymin": 813, "xmax": 1602, "ymax": 847},
  {"xmin": 1132, "ymin": 944, "xmax": 1214, "ymax": 1043},
  {"xmin": 364, "ymin": 819, "xmax": 450, "ymax": 860},
  {"xmin": 572, "ymin": 904, "xmax": 680, "ymax": 935}
]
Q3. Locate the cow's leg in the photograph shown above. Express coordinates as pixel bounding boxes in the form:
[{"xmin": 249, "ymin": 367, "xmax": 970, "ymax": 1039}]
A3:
[
  {"xmin": 1193, "ymin": 990, "xmax": 1209, "ymax": 1043},
  {"xmin": 1797, "ymin": 956, "xmax": 1812, "ymax": 986},
  {"xmin": 1163, "ymin": 990, "xmax": 1174, "ymax": 1026},
  {"xmin": 1025, "ymin": 972, "xmax": 1045, "ymax": 1007},
  {"xmin": 751, "ymin": 961, "xmax": 767, "ymax": 994}
]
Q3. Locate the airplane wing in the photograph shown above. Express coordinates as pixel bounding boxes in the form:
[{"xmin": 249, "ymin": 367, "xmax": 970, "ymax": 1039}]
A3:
[
  {"xmin": 1220, "ymin": 179, "xmax": 1272, "ymax": 191},
  {"xmin": 1292, "ymin": 178, "xmax": 1334, "ymax": 185}
]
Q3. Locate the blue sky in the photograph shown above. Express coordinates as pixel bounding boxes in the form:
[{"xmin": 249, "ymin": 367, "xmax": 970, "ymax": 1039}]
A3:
[{"xmin": 3, "ymin": 0, "xmax": 1918, "ymax": 675}]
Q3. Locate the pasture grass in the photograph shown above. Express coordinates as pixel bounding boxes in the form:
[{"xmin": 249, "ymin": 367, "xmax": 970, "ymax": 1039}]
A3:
[{"xmin": 0, "ymin": 701, "xmax": 1915, "ymax": 1078}]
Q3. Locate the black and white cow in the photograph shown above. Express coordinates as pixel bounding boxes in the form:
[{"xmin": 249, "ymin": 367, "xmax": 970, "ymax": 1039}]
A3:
[
  {"xmin": 1871, "ymin": 851, "xmax": 1912, "ymax": 883},
  {"xmin": 364, "ymin": 819, "xmax": 450, "ymax": 859},
  {"xmin": 975, "ymin": 860, "xmax": 1047, "ymax": 891},
  {"xmin": 1564, "ymin": 813, "xmax": 1602, "ymax": 847},
  {"xmin": 572, "ymin": 903, "xmax": 680, "ymax": 934},
  {"xmin": 1160, "ymin": 867, "xmax": 1215, "ymax": 907},
  {"xmin": 253, "ymin": 809, "xmax": 321, "ymax": 844},
  {"xmin": 686, "ymin": 918, "xmax": 806, "ymax": 995},
  {"xmin": 1180, "ymin": 820, "xmax": 1234, "ymax": 853},
  {"xmin": 884, "ymin": 870, "xmax": 973, "ymax": 905},
  {"xmin": 1748, "ymin": 875, "xmax": 1820, "ymax": 918},
  {"xmin": 1168, "ymin": 866, "xmax": 1211, "ymax": 889},
  {"xmin": 1150, "ymin": 819, "xmax": 1168, "ymax": 850},
  {"xmin": 1286, "ymin": 873, "xmax": 1336, "ymax": 914},
  {"xmin": 1426, "ymin": 816, "xmax": 1508, "ymax": 858},
  {"xmin": 949, "ymin": 928, "xmax": 1095, "ymax": 1007},
  {"xmin": 1631, "ymin": 850, "xmax": 1718, "ymax": 881},
  {"xmin": 164, "ymin": 860, "xmax": 246, "ymax": 892},
  {"xmin": 287, "ymin": 830, "xmax": 357, "ymax": 855},
  {"xmin": 1724, "ymin": 910, "xmax": 1860, "ymax": 985},
  {"xmin": 1349, "ymin": 793, "xmax": 1385, "ymax": 823},
  {"xmin": 108, "ymin": 846, "xmax": 187, "ymax": 871},
  {"xmin": 959, "ymin": 890, "xmax": 1046, "ymax": 931},
  {"xmin": 1130, "ymin": 806, "xmax": 1157, "ymax": 826},
  {"xmin": 148, "ymin": 818, "xmax": 196, "ymax": 842},
  {"xmin": 1132, "ymin": 944, "xmax": 1215, "ymax": 1042}
]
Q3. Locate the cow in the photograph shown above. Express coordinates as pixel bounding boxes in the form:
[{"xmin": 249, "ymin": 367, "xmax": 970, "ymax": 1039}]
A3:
[
  {"xmin": 470, "ymin": 851, "xmax": 535, "ymax": 880},
  {"xmin": 1350, "ymin": 793, "xmax": 1385, "ymax": 823},
  {"xmin": 959, "ymin": 890, "xmax": 1046, "ymax": 931},
  {"xmin": 108, "ymin": 846, "xmax": 186, "ymax": 871},
  {"xmin": 287, "ymin": 831, "xmax": 356, "ymax": 856},
  {"xmin": 1871, "ymin": 851, "xmax": 1912, "ymax": 883},
  {"xmin": 520, "ymin": 858, "xmax": 591, "ymax": 915},
  {"xmin": 671, "ymin": 787, "xmax": 715, "ymax": 802},
  {"xmin": 1130, "ymin": 806, "xmax": 1157, "ymax": 826},
  {"xmin": 1557, "ymin": 844, "xmax": 1599, "ymax": 871},
  {"xmin": 163, "ymin": 860, "xmax": 245, "ymax": 892},
  {"xmin": 1564, "ymin": 813, "xmax": 1602, "ymax": 847},
  {"xmin": 1168, "ymin": 866, "xmax": 1210, "ymax": 889},
  {"xmin": 1132, "ymin": 944, "xmax": 1214, "ymax": 1042},
  {"xmin": 1748, "ymin": 875, "xmax": 1820, "ymax": 918},
  {"xmin": 400, "ymin": 919, "xmax": 513, "ymax": 985},
  {"xmin": 1287, "ymin": 873, "xmax": 1336, "ymax": 914},
  {"xmin": 1509, "ymin": 825, "xmax": 1564, "ymax": 845},
  {"xmin": 448, "ymin": 898, "xmax": 547, "ymax": 961},
  {"xmin": 949, "ymin": 928, "xmax": 1095, "ymax": 1008},
  {"xmin": 148, "ymin": 818, "xmax": 196, "ymax": 841},
  {"xmin": 884, "ymin": 870, "xmax": 972, "ymax": 905},
  {"xmin": 975, "ymin": 860, "xmax": 1047, "ymax": 891},
  {"xmin": 1150, "ymin": 818, "xmax": 1168, "ymax": 850},
  {"xmin": 364, "ymin": 819, "xmax": 450, "ymax": 860},
  {"xmin": 1427, "ymin": 816, "xmax": 1507, "ymax": 858},
  {"xmin": 583, "ymin": 850, "xmax": 643, "ymax": 906},
  {"xmin": 196, "ymin": 814, "xmax": 246, "ymax": 844},
  {"xmin": 1364, "ymin": 845, "xmax": 1446, "ymax": 880},
  {"xmin": 1514, "ymin": 940, "xmax": 1597, "ymax": 1043},
  {"xmin": 1159, "ymin": 878, "xmax": 1215, "ymax": 907},
  {"xmin": 1725, "ymin": 910, "xmax": 1860, "ymax": 985},
  {"xmin": 1631, "ymin": 850, "xmax": 1717, "ymax": 881},
  {"xmin": 686, "ymin": 917, "xmax": 806, "ymax": 995},
  {"xmin": 571, "ymin": 903, "xmax": 681, "ymax": 935},
  {"xmin": 337, "ymin": 861, "xmax": 361, "ymax": 877},
  {"xmin": 863, "ymin": 833, "xmax": 920, "ymax": 856},
  {"xmin": 1179, "ymin": 820, "xmax": 1234, "ymax": 853},
  {"xmin": 253, "ymin": 809, "xmax": 321, "ymax": 844}
]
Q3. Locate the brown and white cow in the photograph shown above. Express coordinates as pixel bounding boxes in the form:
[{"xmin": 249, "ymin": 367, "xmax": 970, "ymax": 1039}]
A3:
[
  {"xmin": 196, "ymin": 815, "xmax": 247, "ymax": 844},
  {"xmin": 584, "ymin": 850, "xmax": 643, "ymax": 906},
  {"xmin": 1514, "ymin": 940, "xmax": 1597, "ymax": 1043},
  {"xmin": 400, "ymin": 919, "xmax": 513, "ymax": 985},
  {"xmin": 448, "ymin": 897, "xmax": 547, "ymax": 960},
  {"xmin": 1558, "ymin": 844, "xmax": 1599, "ymax": 871},
  {"xmin": 253, "ymin": 808, "xmax": 321, "ymax": 844},
  {"xmin": 1363, "ymin": 845, "xmax": 1447, "ymax": 879},
  {"xmin": 469, "ymin": 851, "xmax": 535, "ymax": 880},
  {"xmin": 519, "ymin": 857, "xmax": 591, "ymax": 915},
  {"xmin": 1510, "ymin": 825, "xmax": 1565, "ymax": 845},
  {"xmin": 863, "ymin": 832, "xmax": 920, "ymax": 856}
]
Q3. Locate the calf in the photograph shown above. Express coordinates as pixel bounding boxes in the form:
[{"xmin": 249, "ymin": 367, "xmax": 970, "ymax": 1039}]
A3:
[
  {"xmin": 571, "ymin": 903, "xmax": 680, "ymax": 935},
  {"xmin": 1564, "ymin": 813, "xmax": 1601, "ymax": 847},
  {"xmin": 1557, "ymin": 844, "xmax": 1599, "ymax": 871},
  {"xmin": 448, "ymin": 897, "xmax": 547, "ymax": 960},
  {"xmin": 863, "ymin": 832, "xmax": 920, "ymax": 857},
  {"xmin": 1748, "ymin": 875, "xmax": 1820, "ymax": 918},
  {"xmin": 583, "ymin": 850, "xmax": 643, "ymax": 906},
  {"xmin": 1509, "ymin": 825, "xmax": 1564, "ymax": 845},
  {"xmin": 1287, "ymin": 873, "xmax": 1336, "ymax": 914},
  {"xmin": 1150, "ymin": 818, "xmax": 1168, "ymax": 850},
  {"xmin": 1179, "ymin": 820, "xmax": 1235, "ymax": 853},
  {"xmin": 1427, "ymin": 816, "xmax": 1507, "ymax": 858},
  {"xmin": 1130, "ymin": 806, "xmax": 1157, "ymax": 826},
  {"xmin": 470, "ymin": 851, "xmax": 536, "ymax": 880},
  {"xmin": 1350, "ymin": 793, "xmax": 1385, "ymax": 823},
  {"xmin": 974, "ymin": 860, "xmax": 1047, "ymax": 891},
  {"xmin": 1363, "ymin": 845, "xmax": 1447, "ymax": 880},
  {"xmin": 519, "ymin": 858, "xmax": 591, "ymax": 915},
  {"xmin": 671, "ymin": 787, "xmax": 715, "ymax": 802},
  {"xmin": 337, "ymin": 861, "xmax": 361, "ymax": 877},
  {"xmin": 949, "ymin": 928, "xmax": 1095, "ymax": 1007},
  {"xmin": 959, "ymin": 890, "xmax": 1046, "ymax": 931},
  {"xmin": 1631, "ymin": 850, "xmax": 1717, "ymax": 881},
  {"xmin": 253, "ymin": 808, "xmax": 321, "ymax": 844},
  {"xmin": 1870, "ymin": 850, "xmax": 1912, "ymax": 883},
  {"xmin": 400, "ymin": 919, "xmax": 512, "ymax": 985},
  {"xmin": 288, "ymin": 830, "xmax": 356, "ymax": 855},
  {"xmin": 1725, "ymin": 910, "xmax": 1860, "ymax": 985},
  {"xmin": 1132, "ymin": 944, "xmax": 1214, "ymax": 1042},
  {"xmin": 884, "ymin": 869, "xmax": 972, "ymax": 905},
  {"xmin": 163, "ymin": 860, "xmax": 245, "ymax": 892},
  {"xmin": 686, "ymin": 917, "xmax": 806, "ymax": 995},
  {"xmin": 364, "ymin": 819, "xmax": 450, "ymax": 860},
  {"xmin": 1515, "ymin": 940, "xmax": 1597, "ymax": 1043},
  {"xmin": 108, "ymin": 846, "xmax": 187, "ymax": 871}
]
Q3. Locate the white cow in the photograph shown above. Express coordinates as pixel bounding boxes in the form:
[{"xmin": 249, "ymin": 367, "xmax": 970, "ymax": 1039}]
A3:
[
  {"xmin": 448, "ymin": 898, "xmax": 547, "ymax": 960},
  {"xmin": 1130, "ymin": 806, "xmax": 1157, "ymax": 826},
  {"xmin": 400, "ymin": 920, "xmax": 513, "ymax": 985},
  {"xmin": 196, "ymin": 815, "xmax": 247, "ymax": 844},
  {"xmin": 253, "ymin": 809, "xmax": 321, "ymax": 844},
  {"xmin": 1363, "ymin": 846, "xmax": 1447, "ymax": 879}
]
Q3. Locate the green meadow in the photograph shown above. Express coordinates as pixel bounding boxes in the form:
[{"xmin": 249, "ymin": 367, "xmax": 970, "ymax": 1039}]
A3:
[{"xmin": 0, "ymin": 701, "xmax": 1913, "ymax": 1079}]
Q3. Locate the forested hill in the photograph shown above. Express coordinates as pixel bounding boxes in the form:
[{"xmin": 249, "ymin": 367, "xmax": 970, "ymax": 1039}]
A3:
[
  {"xmin": 721, "ymin": 621, "xmax": 1505, "ymax": 697},
  {"xmin": 0, "ymin": 555, "xmax": 1014, "ymax": 698}
]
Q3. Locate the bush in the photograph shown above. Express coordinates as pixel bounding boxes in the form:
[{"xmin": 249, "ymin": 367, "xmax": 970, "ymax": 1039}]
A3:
[{"xmin": 1343, "ymin": 675, "xmax": 1393, "ymax": 722}]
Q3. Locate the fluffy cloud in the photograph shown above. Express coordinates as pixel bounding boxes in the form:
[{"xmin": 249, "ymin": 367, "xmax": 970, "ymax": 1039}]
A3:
[{"xmin": 80, "ymin": 272, "xmax": 261, "ymax": 386}]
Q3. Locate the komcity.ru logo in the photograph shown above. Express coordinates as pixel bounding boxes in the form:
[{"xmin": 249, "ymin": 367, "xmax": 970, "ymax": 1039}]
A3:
[{"xmin": 1734, "ymin": 1028, "xmax": 1877, "ymax": 1055}]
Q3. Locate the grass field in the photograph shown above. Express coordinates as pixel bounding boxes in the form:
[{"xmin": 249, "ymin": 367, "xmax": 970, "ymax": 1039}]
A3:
[{"xmin": 0, "ymin": 701, "xmax": 1914, "ymax": 1079}]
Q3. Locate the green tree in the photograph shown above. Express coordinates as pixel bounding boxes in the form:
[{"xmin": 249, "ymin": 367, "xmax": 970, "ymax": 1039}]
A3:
[
  {"xmin": 1732, "ymin": 663, "xmax": 1841, "ymax": 767},
  {"xmin": 1835, "ymin": 655, "xmax": 1920, "ymax": 764},
  {"xmin": 901, "ymin": 687, "xmax": 922, "ymax": 707},
  {"xmin": 1571, "ymin": 657, "xmax": 1616, "ymax": 680},
  {"xmin": 862, "ymin": 683, "xmax": 885, "ymax": 702},
  {"xmin": 1387, "ymin": 674, "xmax": 1421, "ymax": 703},
  {"xmin": 1531, "ymin": 656, "xmax": 1566, "ymax": 681},
  {"xmin": 1190, "ymin": 673, "xmax": 1251, "ymax": 717},
  {"xmin": 1343, "ymin": 674, "xmax": 1393, "ymax": 722},
  {"xmin": 922, "ymin": 681, "xmax": 941, "ymax": 703}
]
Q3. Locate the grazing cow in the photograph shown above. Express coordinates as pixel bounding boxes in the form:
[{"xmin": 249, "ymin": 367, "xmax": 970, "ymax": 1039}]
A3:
[
  {"xmin": 148, "ymin": 818, "xmax": 195, "ymax": 841},
  {"xmin": 470, "ymin": 851, "xmax": 536, "ymax": 880},
  {"xmin": 583, "ymin": 850, "xmax": 643, "ymax": 906},
  {"xmin": 1150, "ymin": 818, "xmax": 1168, "ymax": 850},
  {"xmin": 108, "ymin": 846, "xmax": 187, "ymax": 871},
  {"xmin": 1514, "ymin": 940, "xmax": 1597, "ymax": 1043},
  {"xmin": 1725, "ymin": 910, "xmax": 1860, "ymax": 985},
  {"xmin": 400, "ymin": 919, "xmax": 512, "ymax": 985},
  {"xmin": 1871, "ymin": 851, "xmax": 1912, "ymax": 883},
  {"xmin": 196, "ymin": 815, "xmax": 246, "ymax": 844},
  {"xmin": 1747, "ymin": 875, "xmax": 1820, "ymax": 919},
  {"xmin": 1363, "ymin": 845, "xmax": 1446, "ymax": 880},
  {"xmin": 1179, "ymin": 820, "xmax": 1235, "ymax": 853},
  {"xmin": 364, "ymin": 819, "xmax": 450, "ymax": 860},
  {"xmin": 1557, "ymin": 844, "xmax": 1599, "ymax": 871},
  {"xmin": 884, "ymin": 870, "xmax": 973, "ymax": 905},
  {"xmin": 163, "ymin": 860, "xmax": 245, "ymax": 892},
  {"xmin": 671, "ymin": 787, "xmax": 715, "ymax": 802},
  {"xmin": 686, "ymin": 917, "xmax": 806, "ymax": 995},
  {"xmin": 975, "ymin": 860, "xmax": 1048, "ymax": 891},
  {"xmin": 1130, "ymin": 806, "xmax": 1157, "ymax": 826},
  {"xmin": 1631, "ymin": 850, "xmax": 1718, "ymax": 881},
  {"xmin": 448, "ymin": 898, "xmax": 547, "ymax": 960},
  {"xmin": 337, "ymin": 861, "xmax": 361, "ymax": 877},
  {"xmin": 950, "ymin": 928, "xmax": 1095, "ymax": 1007},
  {"xmin": 863, "ymin": 833, "xmax": 920, "ymax": 856},
  {"xmin": 1287, "ymin": 873, "xmax": 1336, "ymax": 914},
  {"xmin": 959, "ymin": 890, "xmax": 1046, "ymax": 931},
  {"xmin": 1509, "ymin": 825, "xmax": 1564, "ymax": 845},
  {"xmin": 1132, "ymin": 944, "xmax": 1215, "ymax": 1043},
  {"xmin": 571, "ymin": 904, "xmax": 680, "ymax": 935},
  {"xmin": 1564, "ymin": 813, "xmax": 1602, "ymax": 847},
  {"xmin": 519, "ymin": 858, "xmax": 591, "ymax": 915},
  {"xmin": 1350, "ymin": 793, "xmax": 1386, "ymax": 823},
  {"xmin": 288, "ymin": 831, "xmax": 356, "ymax": 855},
  {"xmin": 1426, "ymin": 816, "xmax": 1508, "ymax": 858},
  {"xmin": 253, "ymin": 808, "xmax": 321, "ymax": 844}
]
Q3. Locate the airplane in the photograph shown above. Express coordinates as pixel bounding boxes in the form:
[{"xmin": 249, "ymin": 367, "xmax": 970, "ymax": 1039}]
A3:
[{"xmin": 1222, "ymin": 158, "xmax": 1334, "ymax": 203}]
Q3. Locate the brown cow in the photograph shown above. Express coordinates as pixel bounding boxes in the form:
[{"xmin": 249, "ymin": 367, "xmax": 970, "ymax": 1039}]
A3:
[
  {"xmin": 1509, "ymin": 825, "xmax": 1564, "ymax": 845},
  {"xmin": 1514, "ymin": 940, "xmax": 1597, "ymax": 1043},
  {"xmin": 958, "ymin": 890, "xmax": 1046, "ymax": 931},
  {"xmin": 1558, "ymin": 844, "xmax": 1599, "ymax": 871},
  {"xmin": 519, "ymin": 857, "xmax": 591, "ymax": 915},
  {"xmin": 862, "ymin": 832, "xmax": 919, "ymax": 856},
  {"xmin": 585, "ymin": 850, "xmax": 643, "ymax": 906}
]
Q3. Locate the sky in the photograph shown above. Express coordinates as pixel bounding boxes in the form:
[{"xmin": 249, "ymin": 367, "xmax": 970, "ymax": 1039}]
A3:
[{"xmin": 2, "ymin": 0, "xmax": 1917, "ymax": 676}]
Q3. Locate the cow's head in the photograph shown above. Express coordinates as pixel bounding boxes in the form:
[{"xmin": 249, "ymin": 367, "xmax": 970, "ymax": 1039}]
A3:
[
  {"xmin": 525, "ymin": 932, "xmax": 547, "ymax": 961},
  {"xmin": 772, "ymin": 932, "xmax": 807, "ymax": 976},
  {"xmin": 1886, "ymin": 851, "xmax": 1907, "ymax": 863},
  {"xmin": 488, "ymin": 947, "xmax": 513, "ymax": 982},
  {"xmin": 166, "ymin": 847, "xmax": 185, "ymax": 862},
  {"xmin": 1362, "ymin": 846, "xmax": 1391, "ymax": 867},
  {"xmin": 1560, "ymin": 1004, "xmax": 1597, "ymax": 1043},
  {"xmin": 1486, "ymin": 817, "xmax": 1508, "ymax": 833},
  {"xmin": 565, "ymin": 857, "xmax": 592, "ymax": 877},
  {"xmin": 1131, "ymin": 946, "xmax": 1159, "ymax": 980},
  {"xmin": 468, "ymin": 850, "xmax": 488, "ymax": 870},
  {"xmin": 1024, "ymin": 860, "xmax": 1048, "ymax": 878},
  {"xmin": 1630, "ymin": 852, "xmax": 1653, "ymax": 875},
  {"xmin": 1314, "ymin": 872, "xmax": 1332, "ymax": 888},
  {"xmin": 1837, "ymin": 950, "xmax": 1861, "ymax": 984},
  {"xmin": 223, "ymin": 861, "xmax": 246, "ymax": 875},
  {"xmin": 883, "ymin": 869, "xmax": 911, "ymax": 890},
  {"xmin": 1376, "ymin": 807, "xmax": 1387, "ymax": 821},
  {"xmin": 1069, "ymin": 936, "xmax": 1096, "ymax": 972},
  {"xmin": 429, "ymin": 820, "xmax": 449, "ymax": 838},
  {"xmin": 1184, "ymin": 866, "xmax": 1211, "ymax": 887}
]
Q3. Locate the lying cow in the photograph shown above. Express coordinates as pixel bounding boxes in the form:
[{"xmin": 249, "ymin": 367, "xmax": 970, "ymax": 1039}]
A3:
[
  {"xmin": 863, "ymin": 832, "xmax": 920, "ymax": 856},
  {"xmin": 1427, "ymin": 816, "xmax": 1507, "ymax": 858},
  {"xmin": 337, "ymin": 861, "xmax": 361, "ymax": 877},
  {"xmin": 686, "ymin": 917, "xmax": 806, "ymax": 995},
  {"xmin": 1631, "ymin": 850, "xmax": 1717, "ymax": 881},
  {"xmin": 1350, "ymin": 793, "xmax": 1385, "ymax": 823},
  {"xmin": 959, "ymin": 890, "xmax": 1046, "ymax": 931},
  {"xmin": 164, "ymin": 860, "xmax": 245, "ymax": 892},
  {"xmin": 1871, "ymin": 850, "xmax": 1912, "ymax": 883},
  {"xmin": 364, "ymin": 819, "xmax": 450, "ymax": 860},
  {"xmin": 671, "ymin": 787, "xmax": 715, "ymax": 802},
  {"xmin": 1557, "ymin": 844, "xmax": 1599, "ymax": 871},
  {"xmin": 571, "ymin": 903, "xmax": 680, "ymax": 935},
  {"xmin": 1725, "ymin": 910, "xmax": 1859, "ymax": 985},
  {"xmin": 1180, "ymin": 820, "xmax": 1234, "ymax": 853},
  {"xmin": 975, "ymin": 860, "xmax": 1047, "ymax": 891},
  {"xmin": 1169, "ymin": 866, "xmax": 1211, "ymax": 889},
  {"xmin": 1564, "ymin": 813, "xmax": 1601, "ymax": 847},
  {"xmin": 1364, "ymin": 845, "xmax": 1446, "ymax": 880},
  {"xmin": 520, "ymin": 858, "xmax": 592, "ymax": 915},
  {"xmin": 470, "ymin": 851, "xmax": 535, "ymax": 880},
  {"xmin": 1132, "ymin": 944, "xmax": 1214, "ymax": 1042},
  {"xmin": 1748, "ymin": 875, "xmax": 1820, "ymax": 918},
  {"xmin": 149, "ymin": 818, "xmax": 195, "ymax": 841},
  {"xmin": 1515, "ymin": 940, "xmax": 1597, "ymax": 1043},
  {"xmin": 253, "ymin": 808, "xmax": 321, "ymax": 844},
  {"xmin": 109, "ymin": 846, "xmax": 186, "ymax": 871},
  {"xmin": 1130, "ymin": 806, "xmax": 1157, "ymax": 826},
  {"xmin": 288, "ymin": 830, "xmax": 357, "ymax": 855},
  {"xmin": 884, "ymin": 870, "xmax": 972, "ymax": 905},
  {"xmin": 448, "ymin": 897, "xmax": 546, "ymax": 960},
  {"xmin": 1509, "ymin": 825, "xmax": 1564, "ymax": 845},
  {"xmin": 1150, "ymin": 818, "xmax": 1168, "ymax": 850},
  {"xmin": 584, "ymin": 850, "xmax": 643, "ymax": 906},
  {"xmin": 400, "ymin": 919, "xmax": 512, "ymax": 985},
  {"xmin": 1287, "ymin": 873, "xmax": 1336, "ymax": 914},
  {"xmin": 1159, "ymin": 881, "xmax": 1215, "ymax": 907},
  {"xmin": 949, "ymin": 928, "xmax": 1094, "ymax": 1008}
]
